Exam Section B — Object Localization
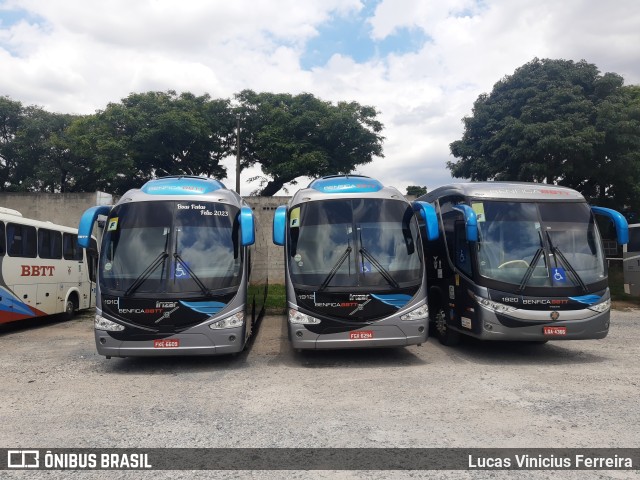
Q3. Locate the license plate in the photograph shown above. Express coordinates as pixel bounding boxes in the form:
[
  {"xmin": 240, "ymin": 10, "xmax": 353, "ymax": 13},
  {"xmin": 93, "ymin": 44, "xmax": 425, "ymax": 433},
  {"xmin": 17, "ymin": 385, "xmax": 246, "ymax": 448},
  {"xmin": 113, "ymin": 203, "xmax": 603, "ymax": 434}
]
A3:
[
  {"xmin": 543, "ymin": 326, "xmax": 566, "ymax": 336},
  {"xmin": 349, "ymin": 330, "xmax": 374, "ymax": 340},
  {"xmin": 154, "ymin": 339, "xmax": 180, "ymax": 348}
]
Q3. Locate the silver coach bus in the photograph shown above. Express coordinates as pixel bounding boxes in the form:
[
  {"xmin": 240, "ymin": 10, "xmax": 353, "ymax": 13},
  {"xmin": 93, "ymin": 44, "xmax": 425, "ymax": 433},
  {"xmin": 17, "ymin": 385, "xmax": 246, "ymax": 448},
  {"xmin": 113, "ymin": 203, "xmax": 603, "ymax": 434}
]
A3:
[
  {"xmin": 418, "ymin": 182, "xmax": 628, "ymax": 345},
  {"xmin": 78, "ymin": 176, "xmax": 267, "ymax": 358},
  {"xmin": 272, "ymin": 175, "xmax": 439, "ymax": 350}
]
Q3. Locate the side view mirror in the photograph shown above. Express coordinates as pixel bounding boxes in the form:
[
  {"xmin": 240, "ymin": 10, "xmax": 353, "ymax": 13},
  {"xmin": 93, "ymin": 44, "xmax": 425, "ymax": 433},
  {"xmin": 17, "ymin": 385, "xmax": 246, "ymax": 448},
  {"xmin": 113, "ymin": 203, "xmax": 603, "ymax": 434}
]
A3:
[
  {"xmin": 412, "ymin": 201, "xmax": 439, "ymax": 241},
  {"xmin": 591, "ymin": 206, "xmax": 629, "ymax": 245},
  {"xmin": 452, "ymin": 204, "xmax": 478, "ymax": 242},
  {"xmin": 78, "ymin": 205, "xmax": 111, "ymax": 248},
  {"xmin": 240, "ymin": 206, "xmax": 255, "ymax": 246},
  {"xmin": 272, "ymin": 205, "xmax": 287, "ymax": 246}
]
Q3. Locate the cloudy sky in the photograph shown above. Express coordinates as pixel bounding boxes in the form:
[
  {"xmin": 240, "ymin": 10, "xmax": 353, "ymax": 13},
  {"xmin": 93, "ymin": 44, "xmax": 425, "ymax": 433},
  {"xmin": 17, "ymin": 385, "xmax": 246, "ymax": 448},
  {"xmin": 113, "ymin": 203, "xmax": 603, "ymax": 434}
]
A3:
[{"xmin": 1, "ymin": 0, "xmax": 639, "ymax": 196}]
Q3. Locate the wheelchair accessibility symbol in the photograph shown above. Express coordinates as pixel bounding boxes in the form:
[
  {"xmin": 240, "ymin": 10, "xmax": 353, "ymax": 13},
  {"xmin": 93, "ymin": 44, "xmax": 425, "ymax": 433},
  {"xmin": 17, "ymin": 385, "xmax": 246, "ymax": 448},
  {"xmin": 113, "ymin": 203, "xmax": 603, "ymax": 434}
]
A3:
[{"xmin": 552, "ymin": 267, "xmax": 566, "ymax": 283}]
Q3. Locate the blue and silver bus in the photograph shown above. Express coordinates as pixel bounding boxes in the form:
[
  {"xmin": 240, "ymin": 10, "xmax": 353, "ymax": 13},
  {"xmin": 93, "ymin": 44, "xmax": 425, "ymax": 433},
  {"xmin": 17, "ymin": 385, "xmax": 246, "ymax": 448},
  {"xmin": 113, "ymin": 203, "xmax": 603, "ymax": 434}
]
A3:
[
  {"xmin": 272, "ymin": 175, "xmax": 439, "ymax": 350},
  {"xmin": 418, "ymin": 182, "xmax": 628, "ymax": 345},
  {"xmin": 78, "ymin": 176, "xmax": 266, "ymax": 358}
]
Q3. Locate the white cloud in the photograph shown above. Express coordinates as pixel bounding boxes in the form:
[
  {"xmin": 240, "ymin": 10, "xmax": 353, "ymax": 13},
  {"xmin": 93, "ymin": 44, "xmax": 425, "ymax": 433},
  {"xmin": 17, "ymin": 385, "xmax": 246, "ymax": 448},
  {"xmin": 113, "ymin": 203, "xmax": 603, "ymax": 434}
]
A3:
[{"xmin": 1, "ymin": 0, "xmax": 639, "ymax": 195}]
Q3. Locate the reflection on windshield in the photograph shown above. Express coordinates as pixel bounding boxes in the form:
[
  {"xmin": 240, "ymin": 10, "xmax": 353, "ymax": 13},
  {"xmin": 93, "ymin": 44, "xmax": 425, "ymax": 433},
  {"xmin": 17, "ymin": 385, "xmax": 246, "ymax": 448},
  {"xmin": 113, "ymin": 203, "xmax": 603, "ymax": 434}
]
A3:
[
  {"xmin": 100, "ymin": 201, "xmax": 241, "ymax": 294},
  {"xmin": 473, "ymin": 200, "xmax": 605, "ymax": 288},
  {"xmin": 288, "ymin": 199, "xmax": 422, "ymax": 288}
]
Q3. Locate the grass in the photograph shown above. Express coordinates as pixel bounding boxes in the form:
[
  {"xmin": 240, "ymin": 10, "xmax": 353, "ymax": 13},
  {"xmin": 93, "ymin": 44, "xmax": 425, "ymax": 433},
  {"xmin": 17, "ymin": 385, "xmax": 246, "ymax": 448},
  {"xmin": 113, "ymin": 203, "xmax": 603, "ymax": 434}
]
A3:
[{"xmin": 265, "ymin": 284, "xmax": 287, "ymax": 313}]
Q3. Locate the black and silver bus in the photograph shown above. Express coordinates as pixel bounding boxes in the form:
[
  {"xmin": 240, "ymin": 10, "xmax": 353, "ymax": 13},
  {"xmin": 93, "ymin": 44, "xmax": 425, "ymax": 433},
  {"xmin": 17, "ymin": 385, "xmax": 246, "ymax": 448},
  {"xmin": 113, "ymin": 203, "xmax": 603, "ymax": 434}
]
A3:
[
  {"xmin": 418, "ymin": 182, "xmax": 628, "ymax": 345},
  {"xmin": 272, "ymin": 175, "xmax": 439, "ymax": 350},
  {"xmin": 78, "ymin": 176, "xmax": 267, "ymax": 358}
]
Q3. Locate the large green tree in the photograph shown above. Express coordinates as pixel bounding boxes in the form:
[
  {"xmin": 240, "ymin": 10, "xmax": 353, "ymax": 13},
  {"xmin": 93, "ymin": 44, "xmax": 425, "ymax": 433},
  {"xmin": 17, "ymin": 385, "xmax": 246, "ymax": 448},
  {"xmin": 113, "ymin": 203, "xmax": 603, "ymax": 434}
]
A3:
[
  {"xmin": 67, "ymin": 91, "xmax": 235, "ymax": 194},
  {"xmin": 448, "ymin": 58, "xmax": 640, "ymax": 210},
  {"xmin": 235, "ymin": 90, "xmax": 384, "ymax": 196},
  {"xmin": 0, "ymin": 96, "xmax": 24, "ymax": 190}
]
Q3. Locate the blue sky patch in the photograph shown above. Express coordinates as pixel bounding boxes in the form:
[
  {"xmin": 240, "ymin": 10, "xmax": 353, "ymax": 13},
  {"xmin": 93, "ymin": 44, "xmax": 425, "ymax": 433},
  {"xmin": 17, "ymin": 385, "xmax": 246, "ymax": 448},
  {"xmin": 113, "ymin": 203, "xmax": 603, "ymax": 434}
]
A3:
[
  {"xmin": 300, "ymin": 0, "xmax": 428, "ymax": 70},
  {"xmin": 0, "ymin": 6, "xmax": 42, "ymax": 28}
]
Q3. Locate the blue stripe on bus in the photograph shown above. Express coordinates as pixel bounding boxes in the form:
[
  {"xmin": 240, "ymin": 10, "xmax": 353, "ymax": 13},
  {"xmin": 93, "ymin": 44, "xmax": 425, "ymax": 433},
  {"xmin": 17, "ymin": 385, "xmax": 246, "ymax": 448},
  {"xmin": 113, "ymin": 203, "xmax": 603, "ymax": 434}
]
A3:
[
  {"xmin": 309, "ymin": 177, "xmax": 383, "ymax": 194},
  {"xmin": 141, "ymin": 177, "xmax": 226, "ymax": 196},
  {"xmin": 568, "ymin": 294, "xmax": 602, "ymax": 305},
  {"xmin": 179, "ymin": 300, "xmax": 227, "ymax": 315},
  {"xmin": 0, "ymin": 287, "xmax": 34, "ymax": 316},
  {"xmin": 371, "ymin": 294, "xmax": 412, "ymax": 309}
]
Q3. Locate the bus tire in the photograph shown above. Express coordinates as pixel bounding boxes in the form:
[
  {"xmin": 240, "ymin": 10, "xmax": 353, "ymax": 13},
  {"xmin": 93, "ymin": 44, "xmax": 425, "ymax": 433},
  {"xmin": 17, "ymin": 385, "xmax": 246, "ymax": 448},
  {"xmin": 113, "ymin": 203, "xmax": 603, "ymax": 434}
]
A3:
[
  {"xmin": 434, "ymin": 306, "xmax": 460, "ymax": 347},
  {"xmin": 65, "ymin": 299, "xmax": 76, "ymax": 320}
]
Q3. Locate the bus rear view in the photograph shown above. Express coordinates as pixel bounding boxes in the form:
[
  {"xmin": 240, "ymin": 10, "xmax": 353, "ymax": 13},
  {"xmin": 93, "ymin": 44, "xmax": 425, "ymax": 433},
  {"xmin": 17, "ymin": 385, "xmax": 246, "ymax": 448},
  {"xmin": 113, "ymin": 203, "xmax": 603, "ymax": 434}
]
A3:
[
  {"xmin": 272, "ymin": 175, "xmax": 439, "ymax": 350},
  {"xmin": 419, "ymin": 183, "xmax": 628, "ymax": 346}
]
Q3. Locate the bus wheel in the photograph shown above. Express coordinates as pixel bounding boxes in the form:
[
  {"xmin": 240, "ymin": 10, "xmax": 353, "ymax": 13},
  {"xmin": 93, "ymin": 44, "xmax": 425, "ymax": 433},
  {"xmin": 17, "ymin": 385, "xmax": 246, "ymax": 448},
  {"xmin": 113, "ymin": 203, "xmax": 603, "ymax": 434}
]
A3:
[
  {"xmin": 65, "ymin": 300, "xmax": 75, "ymax": 319},
  {"xmin": 434, "ymin": 306, "xmax": 460, "ymax": 346}
]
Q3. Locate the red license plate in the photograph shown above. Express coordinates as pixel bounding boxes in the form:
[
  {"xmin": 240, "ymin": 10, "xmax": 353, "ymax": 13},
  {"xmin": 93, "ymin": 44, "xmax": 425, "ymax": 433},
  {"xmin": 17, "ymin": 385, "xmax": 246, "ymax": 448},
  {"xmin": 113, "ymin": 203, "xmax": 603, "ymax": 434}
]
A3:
[
  {"xmin": 543, "ymin": 326, "xmax": 566, "ymax": 336},
  {"xmin": 349, "ymin": 330, "xmax": 374, "ymax": 340},
  {"xmin": 154, "ymin": 339, "xmax": 180, "ymax": 348}
]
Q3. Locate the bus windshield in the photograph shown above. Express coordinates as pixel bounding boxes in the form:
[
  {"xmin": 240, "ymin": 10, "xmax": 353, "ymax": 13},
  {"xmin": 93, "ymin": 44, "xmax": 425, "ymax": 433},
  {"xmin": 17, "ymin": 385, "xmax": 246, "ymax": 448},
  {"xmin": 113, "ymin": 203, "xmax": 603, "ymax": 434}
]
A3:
[
  {"xmin": 473, "ymin": 200, "xmax": 605, "ymax": 288},
  {"xmin": 288, "ymin": 198, "xmax": 422, "ymax": 289},
  {"xmin": 99, "ymin": 201, "xmax": 241, "ymax": 294}
]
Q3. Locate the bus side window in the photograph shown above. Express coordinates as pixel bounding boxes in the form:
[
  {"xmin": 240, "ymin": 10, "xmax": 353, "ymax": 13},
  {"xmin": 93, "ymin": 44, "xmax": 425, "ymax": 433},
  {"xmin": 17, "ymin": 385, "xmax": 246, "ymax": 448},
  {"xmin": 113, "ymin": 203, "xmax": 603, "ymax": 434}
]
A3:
[
  {"xmin": 38, "ymin": 228, "xmax": 63, "ymax": 259},
  {"xmin": 63, "ymin": 233, "xmax": 83, "ymax": 261},
  {"xmin": 7, "ymin": 223, "xmax": 37, "ymax": 258},
  {"xmin": 439, "ymin": 196, "xmax": 466, "ymax": 271},
  {"xmin": 87, "ymin": 238, "xmax": 98, "ymax": 282},
  {"xmin": 454, "ymin": 219, "xmax": 472, "ymax": 277},
  {"xmin": 0, "ymin": 222, "xmax": 5, "ymax": 256}
]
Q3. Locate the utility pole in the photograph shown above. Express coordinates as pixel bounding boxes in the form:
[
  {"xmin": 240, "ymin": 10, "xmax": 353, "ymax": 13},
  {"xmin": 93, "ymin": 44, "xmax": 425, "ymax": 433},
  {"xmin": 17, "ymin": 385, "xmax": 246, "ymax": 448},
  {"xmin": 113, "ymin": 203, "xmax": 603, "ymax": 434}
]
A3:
[{"xmin": 235, "ymin": 114, "xmax": 241, "ymax": 194}]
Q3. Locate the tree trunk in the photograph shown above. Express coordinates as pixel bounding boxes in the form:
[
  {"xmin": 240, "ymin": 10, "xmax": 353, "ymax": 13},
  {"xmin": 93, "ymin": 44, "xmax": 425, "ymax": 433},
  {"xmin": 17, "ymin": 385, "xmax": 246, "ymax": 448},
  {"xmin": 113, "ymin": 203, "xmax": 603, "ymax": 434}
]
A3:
[{"xmin": 260, "ymin": 178, "xmax": 288, "ymax": 196}]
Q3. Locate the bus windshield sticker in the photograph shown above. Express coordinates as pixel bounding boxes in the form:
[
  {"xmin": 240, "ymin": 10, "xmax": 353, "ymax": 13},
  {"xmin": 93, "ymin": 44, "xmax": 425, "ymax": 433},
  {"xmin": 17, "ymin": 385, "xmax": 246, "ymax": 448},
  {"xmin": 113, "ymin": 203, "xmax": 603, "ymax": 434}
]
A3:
[
  {"xmin": 290, "ymin": 207, "xmax": 300, "ymax": 227},
  {"xmin": 471, "ymin": 202, "xmax": 485, "ymax": 222},
  {"xmin": 107, "ymin": 218, "xmax": 119, "ymax": 231},
  {"xmin": 174, "ymin": 262, "xmax": 191, "ymax": 279},
  {"xmin": 552, "ymin": 267, "xmax": 566, "ymax": 284}
]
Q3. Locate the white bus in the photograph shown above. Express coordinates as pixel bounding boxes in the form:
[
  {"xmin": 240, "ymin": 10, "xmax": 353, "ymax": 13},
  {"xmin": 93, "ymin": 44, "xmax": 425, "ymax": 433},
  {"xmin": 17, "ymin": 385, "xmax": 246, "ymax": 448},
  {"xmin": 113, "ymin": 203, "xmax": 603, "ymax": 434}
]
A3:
[{"xmin": 0, "ymin": 207, "xmax": 96, "ymax": 324}]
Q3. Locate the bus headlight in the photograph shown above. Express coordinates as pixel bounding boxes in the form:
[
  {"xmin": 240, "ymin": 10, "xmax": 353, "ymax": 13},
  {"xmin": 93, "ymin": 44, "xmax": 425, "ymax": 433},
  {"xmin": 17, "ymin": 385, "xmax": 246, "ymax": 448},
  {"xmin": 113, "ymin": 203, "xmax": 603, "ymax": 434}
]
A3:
[
  {"xmin": 474, "ymin": 294, "xmax": 516, "ymax": 314},
  {"xmin": 289, "ymin": 309, "xmax": 321, "ymax": 325},
  {"xmin": 400, "ymin": 304, "xmax": 429, "ymax": 321},
  {"xmin": 95, "ymin": 315, "xmax": 125, "ymax": 331},
  {"xmin": 588, "ymin": 299, "xmax": 611, "ymax": 313},
  {"xmin": 209, "ymin": 312, "xmax": 244, "ymax": 329}
]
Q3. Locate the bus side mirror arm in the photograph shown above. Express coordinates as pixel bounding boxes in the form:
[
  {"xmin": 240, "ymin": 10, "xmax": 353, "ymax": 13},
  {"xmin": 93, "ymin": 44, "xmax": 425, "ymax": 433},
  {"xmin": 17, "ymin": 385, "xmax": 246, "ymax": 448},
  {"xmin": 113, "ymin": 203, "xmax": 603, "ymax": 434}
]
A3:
[
  {"xmin": 591, "ymin": 206, "xmax": 629, "ymax": 245},
  {"xmin": 272, "ymin": 206, "xmax": 287, "ymax": 246},
  {"xmin": 78, "ymin": 205, "xmax": 111, "ymax": 248},
  {"xmin": 412, "ymin": 201, "xmax": 439, "ymax": 241},
  {"xmin": 240, "ymin": 206, "xmax": 255, "ymax": 246},
  {"xmin": 452, "ymin": 205, "xmax": 478, "ymax": 242}
]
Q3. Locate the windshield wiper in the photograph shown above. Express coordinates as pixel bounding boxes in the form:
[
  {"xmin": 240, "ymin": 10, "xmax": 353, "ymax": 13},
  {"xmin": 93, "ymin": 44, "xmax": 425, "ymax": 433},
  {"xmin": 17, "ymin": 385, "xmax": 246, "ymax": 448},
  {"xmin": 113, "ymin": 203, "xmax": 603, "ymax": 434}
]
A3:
[
  {"xmin": 124, "ymin": 252, "xmax": 169, "ymax": 296},
  {"xmin": 517, "ymin": 247, "xmax": 544, "ymax": 294},
  {"xmin": 359, "ymin": 247, "xmax": 400, "ymax": 289},
  {"xmin": 546, "ymin": 231, "xmax": 588, "ymax": 292},
  {"xmin": 318, "ymin": 246, "xmax": 352, "ymax": 291},
  {"xmin": 173, "ymin": 253, "xmax": 213, "ymax": 297}
]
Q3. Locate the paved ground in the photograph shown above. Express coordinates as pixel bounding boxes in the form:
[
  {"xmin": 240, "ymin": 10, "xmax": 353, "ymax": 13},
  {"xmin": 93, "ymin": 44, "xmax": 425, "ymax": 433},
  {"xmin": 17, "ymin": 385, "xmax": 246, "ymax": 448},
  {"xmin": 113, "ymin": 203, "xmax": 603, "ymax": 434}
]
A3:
[{"xmin": 1, "ymin": 307, "xmax": 639, "ymax": 479}]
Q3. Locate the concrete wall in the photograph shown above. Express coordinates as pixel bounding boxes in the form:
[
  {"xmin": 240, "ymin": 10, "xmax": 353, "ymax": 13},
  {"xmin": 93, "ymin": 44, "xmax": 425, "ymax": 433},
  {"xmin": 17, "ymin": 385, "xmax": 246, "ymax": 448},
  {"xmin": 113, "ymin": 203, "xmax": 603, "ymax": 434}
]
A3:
[
  {"xmin": 0, "ymin": 192, "xmax": 115, "ymax": 229},
  {"xmin": 0, "ymin": 192, "xmax": 289, "ymax": 284},
  {"xmin": 246, "ymin": 196, "xmax": 289, "ymax": 284}
]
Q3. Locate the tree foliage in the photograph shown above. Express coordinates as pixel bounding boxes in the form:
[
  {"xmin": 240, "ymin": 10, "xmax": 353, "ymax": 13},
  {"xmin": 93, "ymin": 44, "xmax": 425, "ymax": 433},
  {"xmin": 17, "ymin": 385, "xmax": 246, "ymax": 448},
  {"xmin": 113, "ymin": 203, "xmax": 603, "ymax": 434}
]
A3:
[
  {"xmin": 0, "ymin": 90, "xmax": 383, "ymax": 196},
  {"xmin": 66, "ymin": 91, "xmax": 234, "ymax": 194},
  {"xmin": 448, "ymin": 58, "xmax": 640, "ymax": 211},
  {"xmin": 235, "ymin": 90, "xmax": 384, "ymax": 196},
  {"xmin": 406, "ymin": 185, "xmax": 427, "ymax": 197}
]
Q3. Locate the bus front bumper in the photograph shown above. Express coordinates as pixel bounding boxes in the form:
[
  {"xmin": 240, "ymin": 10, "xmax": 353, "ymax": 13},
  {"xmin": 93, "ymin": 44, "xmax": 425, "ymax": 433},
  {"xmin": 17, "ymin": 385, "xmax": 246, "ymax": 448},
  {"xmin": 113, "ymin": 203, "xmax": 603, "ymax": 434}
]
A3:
[
  {"xmin": 94, "ymin": 328, "xmax": 246, "ymax": 358},
  {"xmin": 289, "ymin": 324, "xmax": 427, "ymax": 350},
  {"xmin": 457, "ymin": 307, "xmax": 610, "ymax": 341}
]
